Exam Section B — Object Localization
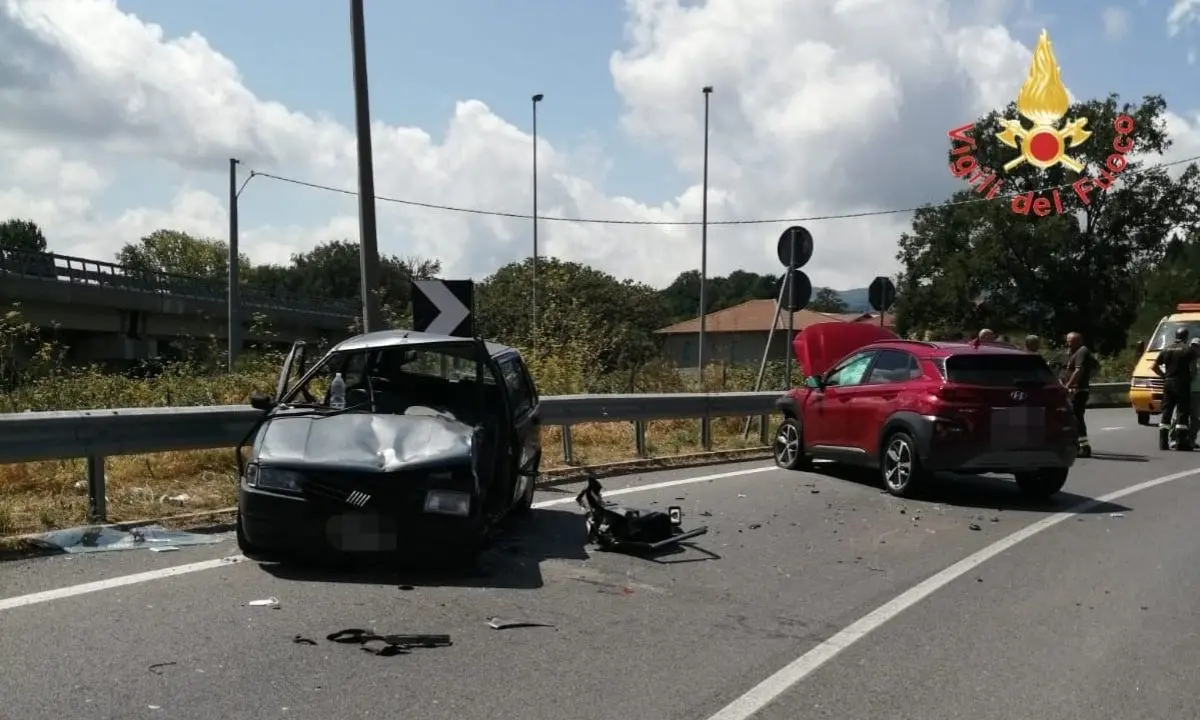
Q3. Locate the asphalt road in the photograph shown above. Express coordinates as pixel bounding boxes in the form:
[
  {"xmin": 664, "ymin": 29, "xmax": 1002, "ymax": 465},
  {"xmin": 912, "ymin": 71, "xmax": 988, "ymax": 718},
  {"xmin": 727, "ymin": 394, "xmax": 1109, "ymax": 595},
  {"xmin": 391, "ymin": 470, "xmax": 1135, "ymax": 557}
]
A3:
[{"xmin": 2, "ymin": 408, "xmax": 1199, "ymax": 720}]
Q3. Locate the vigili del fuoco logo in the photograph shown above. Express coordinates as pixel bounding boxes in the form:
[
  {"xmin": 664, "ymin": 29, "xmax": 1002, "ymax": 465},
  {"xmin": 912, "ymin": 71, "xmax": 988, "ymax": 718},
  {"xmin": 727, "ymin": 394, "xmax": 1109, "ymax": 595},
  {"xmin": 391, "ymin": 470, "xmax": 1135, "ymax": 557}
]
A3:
[{"xmin": 945, "ymin": 30, "xmax": 1136, "ymax": 217}]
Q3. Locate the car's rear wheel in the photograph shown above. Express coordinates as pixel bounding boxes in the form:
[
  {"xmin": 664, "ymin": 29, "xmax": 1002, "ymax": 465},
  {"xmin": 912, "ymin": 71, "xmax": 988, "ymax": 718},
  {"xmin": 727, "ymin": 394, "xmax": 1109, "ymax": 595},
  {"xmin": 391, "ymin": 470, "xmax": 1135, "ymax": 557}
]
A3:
[
  {"xmin": 880, "ymin": 431, "xmax": 925, "ymax": 497},
  {"xmin": 1137, "ymin": 411, "xmax": 1151, "ymax": 426},
  {"xmin": 511, "ymin": 473, "xmax": 537, "ymax": 516},
  {"xmin": 1014, "ymin": 468, "xmax": 1069, "ymax": 500},
  {"xmin": 773, "ymin": 417, "xmax": 811, "ymax": 471}
]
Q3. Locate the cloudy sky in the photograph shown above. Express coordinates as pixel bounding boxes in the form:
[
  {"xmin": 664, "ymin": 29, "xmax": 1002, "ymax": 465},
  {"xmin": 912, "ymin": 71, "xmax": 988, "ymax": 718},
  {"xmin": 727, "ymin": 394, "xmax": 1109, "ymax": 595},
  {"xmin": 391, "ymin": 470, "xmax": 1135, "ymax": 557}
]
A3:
[{"xmin": 1, "ymin": 0, "xmax": 1198, "ymax": 292}]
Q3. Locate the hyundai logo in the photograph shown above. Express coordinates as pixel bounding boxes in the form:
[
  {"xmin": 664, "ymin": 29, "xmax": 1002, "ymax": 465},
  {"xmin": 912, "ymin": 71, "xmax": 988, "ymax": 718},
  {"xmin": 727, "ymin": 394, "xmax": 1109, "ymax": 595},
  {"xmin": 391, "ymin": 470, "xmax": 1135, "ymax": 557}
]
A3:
[
  {"xmin": 1010, "ymin": 390, "xmax": 1027, "ymax": 402},
  {"xmin": 345, "ymin": 490, "xmax": 371, "ymax": 508}
]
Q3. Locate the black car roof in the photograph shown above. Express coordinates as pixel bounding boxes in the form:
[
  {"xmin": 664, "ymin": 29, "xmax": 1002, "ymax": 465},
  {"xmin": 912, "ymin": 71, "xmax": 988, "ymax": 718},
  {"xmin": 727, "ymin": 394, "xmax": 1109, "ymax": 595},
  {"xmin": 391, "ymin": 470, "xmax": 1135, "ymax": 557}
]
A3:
[{"xmin": 330, "ymin": 330, "xmax": 516, "ymax": 358}]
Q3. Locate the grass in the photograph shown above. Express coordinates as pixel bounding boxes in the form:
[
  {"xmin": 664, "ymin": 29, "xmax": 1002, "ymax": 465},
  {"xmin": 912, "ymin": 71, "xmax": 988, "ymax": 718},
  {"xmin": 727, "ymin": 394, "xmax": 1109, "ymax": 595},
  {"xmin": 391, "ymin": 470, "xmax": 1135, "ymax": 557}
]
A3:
[{"xmin": 0, "ymin": 306, "xmax": 1137, "ymax": 538}]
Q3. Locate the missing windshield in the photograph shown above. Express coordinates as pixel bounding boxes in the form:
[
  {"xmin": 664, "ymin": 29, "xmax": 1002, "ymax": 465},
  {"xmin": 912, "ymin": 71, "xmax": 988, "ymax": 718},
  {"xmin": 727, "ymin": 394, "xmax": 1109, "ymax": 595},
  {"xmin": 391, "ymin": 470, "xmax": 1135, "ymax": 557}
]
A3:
[{"xmin": 942, "ymin": 354, "xmax": 1056, "ymax": 387}]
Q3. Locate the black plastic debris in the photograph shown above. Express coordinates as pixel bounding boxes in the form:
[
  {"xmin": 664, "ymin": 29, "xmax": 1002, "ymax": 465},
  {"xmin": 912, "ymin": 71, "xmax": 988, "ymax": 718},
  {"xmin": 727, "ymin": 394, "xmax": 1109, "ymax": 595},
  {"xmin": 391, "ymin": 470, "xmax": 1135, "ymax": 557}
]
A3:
[
  {"xmin": 326, "ymin": 628, "xmax": 452, "ymax": 657},
  {"xmin": 969, "ymin": 523, "xmax": 982, "ymax": 531},
  {"xmin": 148, "ymin": 662, "xmax": 177, "ymax": 675},
  {"xmin": 292, "ymin": 635, "xmax": 318, "ymax": 646},
  {"xmin": 575, "ymin": 476, "xmax": 708, "ymax": 555},
  {"xmin": 487, "ymin": 617, "xmax": 555, "ymax": 630}
]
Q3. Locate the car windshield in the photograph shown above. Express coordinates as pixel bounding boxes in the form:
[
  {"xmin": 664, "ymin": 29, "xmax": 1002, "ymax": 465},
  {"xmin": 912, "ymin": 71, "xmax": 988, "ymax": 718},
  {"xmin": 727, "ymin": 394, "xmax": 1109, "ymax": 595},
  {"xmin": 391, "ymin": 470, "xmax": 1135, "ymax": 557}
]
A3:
[
  {"xmin": 284, "ymin": 341, "xmax": 499, "ymax": 420},
  {"xmin": 1148, "ymin": 320, "xmax": 1200, "ymax": 351},
  {"xmin": 939, "ymin": 353, "xmax": 1057, "ymax": 387}
]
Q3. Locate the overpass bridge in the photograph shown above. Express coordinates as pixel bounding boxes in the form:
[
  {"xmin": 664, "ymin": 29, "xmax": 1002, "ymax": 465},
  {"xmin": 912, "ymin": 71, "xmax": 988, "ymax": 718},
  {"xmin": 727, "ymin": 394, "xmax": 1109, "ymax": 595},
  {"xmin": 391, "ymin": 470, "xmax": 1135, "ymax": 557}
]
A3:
[{"xmin": 0, "ymin": 249, "xmax": 358, "ymax": 364}]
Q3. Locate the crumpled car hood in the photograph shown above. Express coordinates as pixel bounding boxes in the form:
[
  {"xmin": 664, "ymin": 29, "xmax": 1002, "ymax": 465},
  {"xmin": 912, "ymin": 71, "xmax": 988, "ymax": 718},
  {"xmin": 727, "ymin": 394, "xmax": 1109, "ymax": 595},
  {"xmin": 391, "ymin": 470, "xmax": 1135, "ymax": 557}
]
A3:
[
  {"xmin": 792, "ymin": 321, "xmax": 898, "ymax": 378},
  {"xmin": 254, "ymin": 412, "xmax": 474, "ymax": 473}
]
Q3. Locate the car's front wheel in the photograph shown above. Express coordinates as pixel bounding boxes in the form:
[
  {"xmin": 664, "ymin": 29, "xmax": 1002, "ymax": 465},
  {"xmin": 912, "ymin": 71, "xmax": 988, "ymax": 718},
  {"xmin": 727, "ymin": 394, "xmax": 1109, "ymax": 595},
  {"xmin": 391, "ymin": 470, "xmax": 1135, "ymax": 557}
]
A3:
[
  {"xmin": 773, "ymin": 417, "xmax": 811, "ymax": 471},
  {"xmin": 1014, "ymin": 468, "xmax": 1069, "ymax": 500},
  {"xmin": 880, "ymin": 431, "xmax": 926, "ymax": 497},
  {"xmin": 1137, "ymin": 411, "xmax": 1151, "ymax": 426}
]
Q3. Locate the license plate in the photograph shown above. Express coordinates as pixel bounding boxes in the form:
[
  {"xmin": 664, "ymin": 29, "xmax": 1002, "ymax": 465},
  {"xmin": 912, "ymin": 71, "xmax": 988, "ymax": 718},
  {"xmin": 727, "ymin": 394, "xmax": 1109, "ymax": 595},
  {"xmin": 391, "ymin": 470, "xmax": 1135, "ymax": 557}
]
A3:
[
  {"xmin": 991, "ymin": 407, "xmax": 1043, "ymax": 446},
  {"xmin": 326, "ymin": 513, "xmax": 398, "ymax": 552}
]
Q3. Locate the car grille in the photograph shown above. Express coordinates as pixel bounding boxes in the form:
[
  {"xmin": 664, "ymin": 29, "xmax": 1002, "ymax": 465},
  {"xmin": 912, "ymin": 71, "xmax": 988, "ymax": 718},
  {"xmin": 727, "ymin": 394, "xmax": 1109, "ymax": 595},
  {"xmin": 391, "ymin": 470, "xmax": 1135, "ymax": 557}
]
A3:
[{"xmin": 300, "ymin": 471, "xmax": 426, "ymax": 514}]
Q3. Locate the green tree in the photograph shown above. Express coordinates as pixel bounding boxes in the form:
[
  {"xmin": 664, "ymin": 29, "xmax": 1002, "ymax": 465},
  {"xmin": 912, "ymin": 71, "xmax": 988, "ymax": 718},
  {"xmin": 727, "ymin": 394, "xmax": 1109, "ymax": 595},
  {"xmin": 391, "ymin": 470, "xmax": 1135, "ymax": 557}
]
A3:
[
  {"xmin": 809, "ymin": 287, "xmax": 849, "ymax": 313},
  {"xmin": 894, "ymin": 94, "xmax": 1200, "ymax": 353},
  {"xmin": 0, "ymin": 219, "xmax": 48, "ymax": 253},
  {"xmin": 117, "ymin": 229, "xmax": 249, "ymax": 279},
  {"xmin": 477, "ymin": 257, "xmax": 670, "ymax": 374},
  {"xmin": 659, "ymin": 269, "xmax": 777, "ymax": 322}
]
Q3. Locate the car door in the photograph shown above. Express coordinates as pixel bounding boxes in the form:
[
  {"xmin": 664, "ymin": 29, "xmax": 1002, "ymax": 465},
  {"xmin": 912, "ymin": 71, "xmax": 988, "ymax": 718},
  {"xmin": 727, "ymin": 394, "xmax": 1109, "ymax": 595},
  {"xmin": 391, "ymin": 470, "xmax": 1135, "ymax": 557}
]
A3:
[
  {"xmin": 804, "ymin": 350, "xmax": 877, "ymax": 449},
  {"xmin": 497, "ymin": 353, "xmax": 541, "ymax": 508},
  {"xmin": 853, "ymin": 349, "xmax": 920, "ymax": 453}
]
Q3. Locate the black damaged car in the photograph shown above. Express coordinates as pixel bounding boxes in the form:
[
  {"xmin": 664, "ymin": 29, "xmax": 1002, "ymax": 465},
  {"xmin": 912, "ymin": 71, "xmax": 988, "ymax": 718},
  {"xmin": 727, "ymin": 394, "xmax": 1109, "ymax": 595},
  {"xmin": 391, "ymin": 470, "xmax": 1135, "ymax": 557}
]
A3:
[{"xmin": 235, "ymin": 330, "xmax": 543, "ymax": 562}]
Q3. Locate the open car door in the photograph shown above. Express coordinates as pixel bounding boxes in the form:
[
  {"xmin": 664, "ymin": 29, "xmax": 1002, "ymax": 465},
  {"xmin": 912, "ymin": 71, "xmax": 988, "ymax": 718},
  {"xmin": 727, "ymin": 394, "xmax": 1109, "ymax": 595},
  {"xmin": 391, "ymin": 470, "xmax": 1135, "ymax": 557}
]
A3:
[{"xmin": 273, "ymin": 340, "xmax": 309, "ymax": 404}]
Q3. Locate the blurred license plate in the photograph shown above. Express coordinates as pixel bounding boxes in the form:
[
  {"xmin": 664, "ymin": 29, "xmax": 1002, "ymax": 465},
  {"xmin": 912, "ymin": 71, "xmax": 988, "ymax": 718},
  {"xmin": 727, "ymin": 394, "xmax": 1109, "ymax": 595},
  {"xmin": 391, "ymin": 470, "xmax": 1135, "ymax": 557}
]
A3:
[
  {"xmin": 326, "ymin": 513, "xmax": 398, "ymax": 552},
  {"xmin": 991, "ymin": 407, "xmax": 1043, "ymax": 445}
]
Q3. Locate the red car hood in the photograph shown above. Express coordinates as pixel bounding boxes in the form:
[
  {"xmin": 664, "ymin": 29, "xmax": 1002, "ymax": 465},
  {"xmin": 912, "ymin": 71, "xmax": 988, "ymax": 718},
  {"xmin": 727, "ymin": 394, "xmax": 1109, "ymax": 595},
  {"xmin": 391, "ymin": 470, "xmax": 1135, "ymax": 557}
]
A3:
[{"xmin": 792, "ymin": 322, "xmax": 899, "ymax": 378}]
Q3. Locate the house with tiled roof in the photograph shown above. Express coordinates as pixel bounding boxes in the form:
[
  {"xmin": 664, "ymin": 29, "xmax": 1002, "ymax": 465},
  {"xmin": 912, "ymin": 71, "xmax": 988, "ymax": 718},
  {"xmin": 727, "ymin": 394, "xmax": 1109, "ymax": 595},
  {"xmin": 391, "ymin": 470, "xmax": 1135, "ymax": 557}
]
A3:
[{"xmin": 655, "ymin": 298, "xmax": 896, "ymax": 367}]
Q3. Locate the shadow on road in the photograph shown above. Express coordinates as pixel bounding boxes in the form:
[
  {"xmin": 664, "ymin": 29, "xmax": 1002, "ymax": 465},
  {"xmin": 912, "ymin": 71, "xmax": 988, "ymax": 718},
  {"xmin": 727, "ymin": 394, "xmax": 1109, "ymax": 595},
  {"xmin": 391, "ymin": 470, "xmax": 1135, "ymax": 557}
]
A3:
[
  {"xmin": 258, "ymin": 507, "xmax": 590, "ymax": 591},
  {"xmin": 811, "ymin": 464, "xmax": 1133, "ymax": 515}
]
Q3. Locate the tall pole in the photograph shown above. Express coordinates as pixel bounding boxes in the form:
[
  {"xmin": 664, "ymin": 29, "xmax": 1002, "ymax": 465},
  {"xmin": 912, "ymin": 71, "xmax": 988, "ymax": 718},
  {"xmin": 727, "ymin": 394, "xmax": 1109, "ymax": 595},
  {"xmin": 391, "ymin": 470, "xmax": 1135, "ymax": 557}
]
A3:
[
  {"xmin": 698, "ymin": 86, "xmax": 712, "ymax": 385},
  {"xmin": 227, "ymin": 157, "xmax": 240, "ymax": 372},
  {"xmin": 531, "ymin": 93, "xmax": 543, "ymax": 351},
  {"xmin": 350, "ymin": 0, "xmax": 383, "ymax": 332}
]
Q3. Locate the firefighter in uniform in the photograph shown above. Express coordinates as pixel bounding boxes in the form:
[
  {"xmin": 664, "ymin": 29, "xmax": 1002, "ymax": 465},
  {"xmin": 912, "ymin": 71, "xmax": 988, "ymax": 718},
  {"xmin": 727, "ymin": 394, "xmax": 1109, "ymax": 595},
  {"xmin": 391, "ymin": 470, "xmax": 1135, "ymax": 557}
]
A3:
[{"xmin": 1153, "ymin": 327, "xmax": 1193, "ymax": 450}]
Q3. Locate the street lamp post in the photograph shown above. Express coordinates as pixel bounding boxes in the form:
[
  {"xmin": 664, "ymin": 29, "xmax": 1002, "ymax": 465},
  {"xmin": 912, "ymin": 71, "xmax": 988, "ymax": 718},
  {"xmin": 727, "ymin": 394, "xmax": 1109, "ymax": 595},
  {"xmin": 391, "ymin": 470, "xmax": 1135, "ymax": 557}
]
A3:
[
  {"xmin": 531, "ymin": 93, "xmax": 543, "ymax": 351},
  {"xmin": 698, "ymin": 85, "xmax": 712, "ymax": 450},
  {"xmin": 698, "ymin": 86, "xmax": 712, "ymax": 383},
  {"xmin": 349, "ymin": 0, "xmax": 383, "ymax": 332},
  {"xmin": 227, "ymin": 157, "xmax": 240, "ymax": 372}
]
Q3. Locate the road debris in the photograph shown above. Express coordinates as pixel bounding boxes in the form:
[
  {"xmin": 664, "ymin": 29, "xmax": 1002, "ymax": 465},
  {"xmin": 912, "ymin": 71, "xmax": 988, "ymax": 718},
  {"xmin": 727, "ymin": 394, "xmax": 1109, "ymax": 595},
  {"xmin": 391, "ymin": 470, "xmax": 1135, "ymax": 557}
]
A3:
[
  {"xmin": 326, "ymin": 628, "xmax": 452, "ymax": 657},
  {"xmin": 1110, "ymin": 512, "xmax": 1125, "ymax": 518},
  {"xmin": 576, "ymin": 476, "xmax": 708, "ymax": 555},
  {"xmin": 148, "ymin": 662, "xmax": 177, "ymax": 675},
  {"xmin": 29, "ymin": 524, "xmax": 224, "ymax": 554},
  {"xmin": 247, "ymin": 597, "xmax": 280, "ymax": 608},
  {"xmin": 292, "ymin": 635, "xmax": 318, "ymax": 646},
  {"xmin": 149, "ymin": 546, "xmax": 179, "ymax": 553},
  {"xmin": 487, "ymin": 617, "xmax": 555, "ymax": 630},
  {"xmin": 969, "ymin": 523, "xmax": 982, "ymax": 531}
]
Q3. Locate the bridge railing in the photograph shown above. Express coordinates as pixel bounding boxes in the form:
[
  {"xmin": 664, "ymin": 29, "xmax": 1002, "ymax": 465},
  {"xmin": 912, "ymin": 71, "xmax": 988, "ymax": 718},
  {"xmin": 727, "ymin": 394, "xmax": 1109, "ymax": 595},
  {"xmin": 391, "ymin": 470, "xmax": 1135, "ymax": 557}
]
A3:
[
  {"xmin": 0, "ymin": 382, "xmax": 1131, "ymax": 524},
  {"xmin": 0, "ymin": 249, "xmax": 358, "ymax": 318}
]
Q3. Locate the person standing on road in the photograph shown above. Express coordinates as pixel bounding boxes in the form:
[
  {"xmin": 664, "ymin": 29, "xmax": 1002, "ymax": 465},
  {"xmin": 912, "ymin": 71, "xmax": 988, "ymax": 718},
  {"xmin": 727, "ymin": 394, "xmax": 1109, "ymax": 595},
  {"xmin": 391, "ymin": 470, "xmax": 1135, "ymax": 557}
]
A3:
[
  {"xmin": 1152, "ymin": 327, "xmax": 1192, "ymax": 450},
  {"xmin": 977, "ymin": 328, "xmax": 996, "ymax": 344},
  {"xmin": 1061, "ymin": 332, "xmax": 1096, "ymax": 458}
]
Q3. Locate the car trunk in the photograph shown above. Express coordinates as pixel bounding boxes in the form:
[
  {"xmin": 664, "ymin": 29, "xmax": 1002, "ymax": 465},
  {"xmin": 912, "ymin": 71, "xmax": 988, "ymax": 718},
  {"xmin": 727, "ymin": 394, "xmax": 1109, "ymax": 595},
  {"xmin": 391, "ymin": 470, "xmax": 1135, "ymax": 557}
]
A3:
[{"xmin": 933, "ymin": 353, "xmax": 1072, "ymax": 448}]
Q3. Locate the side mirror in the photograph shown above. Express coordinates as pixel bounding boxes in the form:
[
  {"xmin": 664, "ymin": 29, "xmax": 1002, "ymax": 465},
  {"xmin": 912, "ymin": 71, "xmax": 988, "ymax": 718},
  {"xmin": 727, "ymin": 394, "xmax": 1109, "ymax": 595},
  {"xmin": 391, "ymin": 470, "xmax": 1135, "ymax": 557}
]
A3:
[
  {"xmin": 249, "ymin": 392, "xmax": 274, "ymax": 411},
  {"xmin": 1134, "ymin": 340, "xmax": 1146, "ymax": 356},
  {"xmin": 803, "ymin": 375, "xmax": 823, "ymax": 390}
]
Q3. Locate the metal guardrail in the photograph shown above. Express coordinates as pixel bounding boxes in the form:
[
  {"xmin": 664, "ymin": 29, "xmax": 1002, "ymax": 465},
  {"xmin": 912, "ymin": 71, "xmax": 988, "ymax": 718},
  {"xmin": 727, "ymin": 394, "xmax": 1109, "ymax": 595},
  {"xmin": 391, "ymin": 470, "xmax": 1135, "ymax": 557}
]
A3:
[
  {"xmin": 0, "ymin": 383, "xmax": 1132, "ymax": 523},
  {"xmin": 0, "ymin": 249, "xmax": 358, "ymax": 318}
]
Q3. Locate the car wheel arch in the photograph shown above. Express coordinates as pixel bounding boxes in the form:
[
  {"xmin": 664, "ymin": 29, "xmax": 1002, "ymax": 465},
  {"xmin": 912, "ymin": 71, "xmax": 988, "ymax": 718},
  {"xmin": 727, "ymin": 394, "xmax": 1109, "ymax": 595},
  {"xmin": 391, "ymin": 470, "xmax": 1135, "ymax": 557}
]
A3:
[{"xmin": 876, "ymin": 411, "xmax": 931, "ymax": 463}]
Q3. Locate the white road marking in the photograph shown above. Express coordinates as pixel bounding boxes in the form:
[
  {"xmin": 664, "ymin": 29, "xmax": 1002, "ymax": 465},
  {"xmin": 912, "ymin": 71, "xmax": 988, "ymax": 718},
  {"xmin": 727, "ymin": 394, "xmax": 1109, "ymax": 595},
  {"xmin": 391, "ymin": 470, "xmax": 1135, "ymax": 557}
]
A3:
[
  {"xmin": 0, "ymin": 464, "xmax": 776, "ymax": 614},
  {"xmin": 703, "ymin": 465, "xmax": 1200, "ymax": 720},
  {"xmin": 1099, "ymin": 426, "xmax": 1126, "ymax": 431}
]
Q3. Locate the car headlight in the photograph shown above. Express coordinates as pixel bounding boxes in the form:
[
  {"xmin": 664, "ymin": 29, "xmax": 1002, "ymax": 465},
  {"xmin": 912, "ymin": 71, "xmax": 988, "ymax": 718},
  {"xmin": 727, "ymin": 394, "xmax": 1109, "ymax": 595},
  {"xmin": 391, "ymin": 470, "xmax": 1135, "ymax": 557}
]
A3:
[
  {"xmin": 1130, "ymin": 377, "xmax": 1154, "ymax": 388},
  {"xmin": 424, "ymin": 490, "xmax": 471, "ymax": 517},
  {"xmin": 245, "ymin": 464, "xmax": 303, "ymax": 493}
]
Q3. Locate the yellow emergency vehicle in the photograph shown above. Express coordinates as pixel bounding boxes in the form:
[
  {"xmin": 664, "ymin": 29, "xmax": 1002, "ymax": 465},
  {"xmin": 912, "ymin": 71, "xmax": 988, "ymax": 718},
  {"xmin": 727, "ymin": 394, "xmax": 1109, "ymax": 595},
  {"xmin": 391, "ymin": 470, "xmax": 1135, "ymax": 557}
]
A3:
[{"xmin": 1130, "ymin": 303, "xmax": 1200, "ymax": 424}]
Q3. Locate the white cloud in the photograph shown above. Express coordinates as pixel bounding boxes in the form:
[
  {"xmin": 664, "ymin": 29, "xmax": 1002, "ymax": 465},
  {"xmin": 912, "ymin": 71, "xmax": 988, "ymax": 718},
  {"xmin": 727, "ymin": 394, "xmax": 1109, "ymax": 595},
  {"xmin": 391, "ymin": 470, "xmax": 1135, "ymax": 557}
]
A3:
[
  {"xmin": 1102, "ymin": 6, "xmax": 1130, "ymax": 40},
  {"xmin": 0, "ymin": 0, "xmax": 1196, "ymax": 296},
  {"xmin": 1169, "ymin": 0, "xmax": 1200, "ymax": 35}
]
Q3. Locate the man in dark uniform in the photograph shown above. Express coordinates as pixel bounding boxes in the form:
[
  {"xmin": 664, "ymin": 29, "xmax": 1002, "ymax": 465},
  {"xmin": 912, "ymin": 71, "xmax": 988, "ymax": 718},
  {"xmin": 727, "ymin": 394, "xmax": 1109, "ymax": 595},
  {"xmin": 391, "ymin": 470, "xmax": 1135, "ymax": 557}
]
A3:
[
  {"xmin": 1154, "ymin": 327, "xmax": 1193, "ymax": 450},
  {"xmin": 1062, "ymin": 332, "xmax": 1096, "ymax": 458}
]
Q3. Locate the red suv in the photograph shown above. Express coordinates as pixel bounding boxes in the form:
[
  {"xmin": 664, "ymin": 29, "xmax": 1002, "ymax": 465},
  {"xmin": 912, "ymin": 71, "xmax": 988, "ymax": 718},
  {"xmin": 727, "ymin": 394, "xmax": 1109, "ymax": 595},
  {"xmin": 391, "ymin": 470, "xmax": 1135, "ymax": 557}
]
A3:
[{"xmin": 773, "ymin": 322, "xmax": 1078, "ymax": 499}]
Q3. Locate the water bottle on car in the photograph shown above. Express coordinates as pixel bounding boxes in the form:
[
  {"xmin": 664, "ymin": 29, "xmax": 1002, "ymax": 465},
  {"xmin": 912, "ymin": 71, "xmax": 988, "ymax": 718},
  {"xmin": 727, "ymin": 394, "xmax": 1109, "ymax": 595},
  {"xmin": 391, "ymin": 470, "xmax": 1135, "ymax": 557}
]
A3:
[{"xmin": 330, "ymin": 372, "xmax": 346, "ymax": 409}]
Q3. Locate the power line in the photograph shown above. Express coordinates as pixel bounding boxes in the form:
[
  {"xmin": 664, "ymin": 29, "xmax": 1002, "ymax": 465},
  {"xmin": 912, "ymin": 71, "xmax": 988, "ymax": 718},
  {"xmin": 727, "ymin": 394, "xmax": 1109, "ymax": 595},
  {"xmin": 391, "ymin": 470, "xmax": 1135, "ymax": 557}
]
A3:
[{"xmin": 247, "ymin": 153, "xmax": 1200, "ymax": 228}]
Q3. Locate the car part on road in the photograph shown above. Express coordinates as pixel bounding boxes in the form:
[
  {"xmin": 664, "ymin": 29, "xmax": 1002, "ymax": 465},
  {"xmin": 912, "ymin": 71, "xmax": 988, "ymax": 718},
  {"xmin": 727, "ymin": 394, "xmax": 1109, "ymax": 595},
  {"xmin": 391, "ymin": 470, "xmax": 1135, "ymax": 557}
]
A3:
[
  {"xmin": 575, "ymin": 476, "xmax": 709, "ymax": 554},
  {"xmin": 487, "ymin": 617, "xmax": 555, "ymax": 630},
  {"xmin": 31, "ymin": 524, "xmax": 224, "ymax": 554},
  {"xmin": 247, "ymin": 597, "xmax": 280, "ymax": 608},
  {"xmin": 325, "ymin": 628, "xmax": 452, "ymax": 656}
]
